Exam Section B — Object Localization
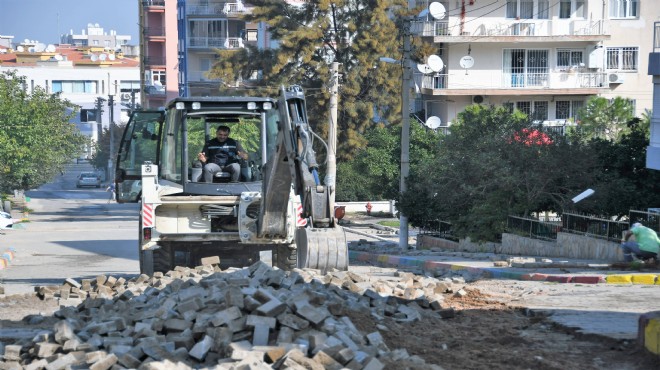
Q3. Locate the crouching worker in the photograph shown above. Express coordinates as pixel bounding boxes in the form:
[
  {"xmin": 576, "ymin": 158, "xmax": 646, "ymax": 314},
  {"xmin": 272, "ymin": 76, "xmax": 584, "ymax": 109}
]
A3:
[{"xmin": 620, "ymin": 222, "xmax": 660, "ymax": 262}]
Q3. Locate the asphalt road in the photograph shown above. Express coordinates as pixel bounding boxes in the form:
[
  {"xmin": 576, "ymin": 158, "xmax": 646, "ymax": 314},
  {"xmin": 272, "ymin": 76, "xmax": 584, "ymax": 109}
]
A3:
[{"xmin": 0, "ymin": 163, "xmax": 141, "ymax": 295}]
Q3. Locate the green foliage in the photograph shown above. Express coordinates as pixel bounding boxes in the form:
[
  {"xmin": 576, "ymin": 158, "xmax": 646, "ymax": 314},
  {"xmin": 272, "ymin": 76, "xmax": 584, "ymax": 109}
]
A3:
[
  {"xmin": 336, "ymin": 120, "xmax": 442, "ymax": 201},
  {"xmin": 576, "ymin": 119, "xmax": 660, "ymax": 217},
  {"xmin": 397, "ymin": 105, "xmax": 598, "ymax": 242},
  {"xmin": 90, "ymin": 123, "xmax": 125, "ymax": 172},
  {"xmin": 208, "ymin": 0, "xmax": 414, "ymax": 160},
  {"xmin": 577, "ymin": 96, "xmax": 634, "ymax": 141},
  {"xmin": 0, "ymin": 70, "xmax": 88, "ymax": 192}
]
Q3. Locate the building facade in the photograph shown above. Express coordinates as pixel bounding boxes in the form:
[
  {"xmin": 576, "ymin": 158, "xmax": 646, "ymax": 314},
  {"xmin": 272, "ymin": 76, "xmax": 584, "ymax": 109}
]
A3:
[
  {"xmin": 412, "ymin": 0, "xmax": 657, "ymax": 129},
  {"xmin": 0, "ymin": 43, "xmax": 141, "ymax": 159}
]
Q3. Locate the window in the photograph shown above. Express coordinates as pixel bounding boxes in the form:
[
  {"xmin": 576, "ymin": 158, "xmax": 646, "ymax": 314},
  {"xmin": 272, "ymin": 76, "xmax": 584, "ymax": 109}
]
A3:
[
  {"xmin": 559, "ymin": 0, "xmax": 571, "ymax": 18},
  {"xmin": 80, "ymin": 109, "xmax": 97, "ymax": 122},
  {"xmin": 517, "ymin": 101, "xmax": 532, "ymax": 116},
  {"xmin": 556, "ymin": 100, "xmax": 583, "ymax": 120},
  {"xmin": 506, "ymin": 0, "xmax": 536, "ymax": 19},
  {"xmin": 533, "ymin": 101, "xmax": 548, "ymax": 121},
  {"xmin": 557, "ymin": 49, "xmax": 583, "ymax": 69},
  {"xmin": 609, "ymin": 0, "xmax": 639, "ymax": 18},
  {"xmin": 575, "ymin": 0, "xmax": 585, "ymax": 18},
  {"xmin": 506, "ymin": 0, "xmax": 517, "ymax": 18},
  {"xmin": 52, "ymin": 81, "xmax": 98, "ymax": 94},
  {"xmin": 538, "ymin": 0, "xmax": 549, "ymax": 19},
  {"xmin": 606, "ymin": 47, "xmax": 638, "ymax": 70}
]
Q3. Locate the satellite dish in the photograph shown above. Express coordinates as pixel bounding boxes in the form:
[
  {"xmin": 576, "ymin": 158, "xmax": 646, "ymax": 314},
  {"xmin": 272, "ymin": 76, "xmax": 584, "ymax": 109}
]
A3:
[
  {"xmin": 28, "ymin": 47, "xmax": 36, "ymax": 53},
  {"xmin": 460, "ymin": 55, "xmax": 475, "ymax": 69},
  {"xmin": 91, "ymin": 54, "xmax": 98, "ymax": 62},
  {"xmin": 46, "ymin": 44, "xmax": 56, "ymax": 53},
  {"xmin": 99, "ymin": 53, "xmax": 107, "ymax": 61},
  {"xmin": 427, "ymin": 55, "xmax": 444, "ymax": 72},
  {"xmin": 108, "ymin": 53, "xmax": 116, "ymax": 61},
  {"xmin": 54, "ymin": 54, "xmax": 64, "ymax": 61},
  {"xmin": 23, "ymin": 39, "xmax": 29, "ymax": 44},
  {"xmin": 417, "ymin": 63, "xmax": 433, "ymax": 74},
  {"xmin": 35, "ymin": 43, "xmax": 46, "ymax": 52},
  {"xmin": 425, "ymin": 116, "xmax": 442, "ymax": 129},
  {"xmin": 16, "ymin": 46, "xmax": 24, "ymax": 52},
  {"xmin": 429, "ymin": 2, "xmax": 446, "ymax": 20}
]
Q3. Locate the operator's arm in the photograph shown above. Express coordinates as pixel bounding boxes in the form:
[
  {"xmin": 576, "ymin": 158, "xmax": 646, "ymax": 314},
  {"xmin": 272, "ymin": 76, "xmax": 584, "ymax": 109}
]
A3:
[
  {"xmin": 236, "ymin": 141, "xmax": 248, "ymax": 160},
  {"xmin": 198, "ymin": 142, "xmax": 209, "ymax": 164}
]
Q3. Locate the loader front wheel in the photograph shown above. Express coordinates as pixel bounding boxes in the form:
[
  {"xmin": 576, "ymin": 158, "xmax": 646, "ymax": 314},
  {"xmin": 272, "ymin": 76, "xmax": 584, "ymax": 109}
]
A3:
[{"xmin": 275, "ymin": 244, "xmax": 297, "ymax": 271}]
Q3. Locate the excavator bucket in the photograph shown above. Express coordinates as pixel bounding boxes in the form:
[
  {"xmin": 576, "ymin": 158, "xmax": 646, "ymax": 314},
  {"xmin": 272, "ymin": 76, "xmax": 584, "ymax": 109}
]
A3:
[{"xmin": 296, "ymin": 227, "xmax": 348, "ymax": 271}]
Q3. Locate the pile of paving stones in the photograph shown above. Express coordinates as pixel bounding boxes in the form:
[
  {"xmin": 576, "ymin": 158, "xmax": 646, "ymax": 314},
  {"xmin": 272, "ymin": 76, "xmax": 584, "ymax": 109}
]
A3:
[{"xmin": 0, "ymin": 257, "xmax": 460, "ymax": 369}]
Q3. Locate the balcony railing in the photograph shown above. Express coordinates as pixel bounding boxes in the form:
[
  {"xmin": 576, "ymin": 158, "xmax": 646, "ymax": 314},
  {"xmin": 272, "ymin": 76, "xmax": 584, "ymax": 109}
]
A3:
[
  {"xmin": 144, "ymin": 27, "xmax": 166, "ymax": 37},
  {"xmin": 415, "ymin": 71, "xmax": 607, "ymax": 91},
  {"xmin": 188, "ymin": 71, "xmax": 221, "ymax": 82},
  {"xmin": 655, "ymin": 22, "xmax": 660, "ymax": 52},
  {"xmin": 144, "ymin": 56, "xmax": 166, "ymax": 66},
  {"xmin": 412, "ymin": 19, "xmax": 607, "ymax": 37},
  {"xmin": 142, "ymin": 0, "xmax": 165, "ymax": 6},
  {"xmin": 188, "ymin": 37, "xmax": 244, "ymax": 49},
  {"xmin": 144, "ymin": 84, "xmax": 166, "ymax": 96},
  {"xmin": 187, "ymin": 2, "xmax": 246, "ymax": 16}
]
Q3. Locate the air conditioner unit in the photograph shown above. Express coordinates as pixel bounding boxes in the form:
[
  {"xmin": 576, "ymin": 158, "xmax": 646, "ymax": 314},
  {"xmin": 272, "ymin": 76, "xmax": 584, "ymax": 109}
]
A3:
[{"xmin": 608, "ymin": 73, "xmax": 625, "ymax": 84}]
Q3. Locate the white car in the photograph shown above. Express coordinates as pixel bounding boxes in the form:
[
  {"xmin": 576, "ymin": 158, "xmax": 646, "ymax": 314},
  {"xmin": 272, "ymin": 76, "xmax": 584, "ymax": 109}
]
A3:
[{"xmin": 0, "ymin": 211, "xmax": 15, "ymax": 229}]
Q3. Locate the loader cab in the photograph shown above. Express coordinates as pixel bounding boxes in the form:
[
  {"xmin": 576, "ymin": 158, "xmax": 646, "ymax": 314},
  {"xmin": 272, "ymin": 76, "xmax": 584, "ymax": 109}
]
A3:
[{"xmin": 115, "ymin": 97, "xmax": 280, "ymax": 202}]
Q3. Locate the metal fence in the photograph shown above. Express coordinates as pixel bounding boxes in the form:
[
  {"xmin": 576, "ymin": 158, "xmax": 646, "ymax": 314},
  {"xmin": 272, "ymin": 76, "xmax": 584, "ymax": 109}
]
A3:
[
  {"xmin": 562, "ymin": 212, "xmax": 628, "ymax": 242},
  {"xmin": 507, "ymin": 215, "xmax": 561, "ymax": 241},
  {"xmin": 629, "ymin": 209, "xmax": 660, "ymax": 233},
  {"xmin": 419, "ymin": 220, "xmax": 458, "ymax": 241}
]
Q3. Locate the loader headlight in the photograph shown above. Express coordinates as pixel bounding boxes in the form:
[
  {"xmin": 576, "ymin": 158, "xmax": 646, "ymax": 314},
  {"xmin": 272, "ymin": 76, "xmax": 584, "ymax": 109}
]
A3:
[
  {"xmin": 263, "ymin": 102, "xmax": 272, "ymax": 110},
  {"xmin": 247, "ymin": 102, "xmax": 257, "ymax": 110},
  {"xmin": 192, "ymin": 102, "xmax": 201, "ymax": 110},
  {"xmin": 175, "ymin": 102, "xmax": 185, "ymax": 110}
]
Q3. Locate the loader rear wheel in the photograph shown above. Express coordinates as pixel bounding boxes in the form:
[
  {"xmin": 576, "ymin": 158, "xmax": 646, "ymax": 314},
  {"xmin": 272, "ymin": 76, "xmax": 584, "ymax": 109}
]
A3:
[
  {"xmin": 275, "ymin": 244, "xmax": 297, "ymax": 271},
  {"xmin": 153, "ymin": 245, "xmax": 173, "ymax": 274},
  {"xmin": 296, "ymin": 227, "xmax": 348, "ymax": 272}
]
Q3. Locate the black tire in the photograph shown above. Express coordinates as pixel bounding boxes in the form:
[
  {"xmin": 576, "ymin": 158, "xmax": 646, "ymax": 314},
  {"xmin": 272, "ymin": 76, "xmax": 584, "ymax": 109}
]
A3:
[
  {"xmin": 153, "ymin": 245, "xmax": 173, "ymax": 274},
  {"xmin": 275, "ymin": 244, "xmax": 297, "ymax": 271}
]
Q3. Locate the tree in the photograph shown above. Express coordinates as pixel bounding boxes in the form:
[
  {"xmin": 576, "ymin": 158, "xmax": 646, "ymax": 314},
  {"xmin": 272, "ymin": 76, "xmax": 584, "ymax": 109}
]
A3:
[
  {"xmin": 0, "ymin": 70, "xmax": 88, "ymax": 193},
  {"xmin": 397, "ymin": 105, "xmax": 597, "ymax": 242},
  {"xmin": 336, "ymin": 119, "xmax": 442, "ymax": 201},
  {"xmin": 577, "ymin": 96, "xmax": 634, "ymax": 141},
  {"xmin": 208, "ymin": 0, "xmax": 425, "ymax": 160},
  {"xmin": 576, "ymin": 117, "xmax": 660, "ymax": 218}
]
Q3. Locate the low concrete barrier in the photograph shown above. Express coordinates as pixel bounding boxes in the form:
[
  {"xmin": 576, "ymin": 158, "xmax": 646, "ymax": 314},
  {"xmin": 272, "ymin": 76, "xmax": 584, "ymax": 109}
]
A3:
[{"xmin": 418, "ymin": 232, "xmax": 624, "ymax": 261}]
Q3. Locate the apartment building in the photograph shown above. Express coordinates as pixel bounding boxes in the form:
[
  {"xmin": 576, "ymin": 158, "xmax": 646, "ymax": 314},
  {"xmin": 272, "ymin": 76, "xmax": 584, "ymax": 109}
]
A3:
[
  {"xmin": 0, "ymin": 43, "xmax": 141, "ymax": 159},
  {"xmin": 140, "ymin": 0, "xmax": 179, "ymax": 108},
  {"xmin": 412, "ymin": 0, "xmax": 657, "ymax": 129}
]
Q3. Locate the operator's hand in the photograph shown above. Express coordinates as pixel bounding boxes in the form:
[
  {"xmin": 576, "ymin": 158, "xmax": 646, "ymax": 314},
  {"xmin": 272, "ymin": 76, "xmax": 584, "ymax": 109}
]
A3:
[
  {"xmin": 197, "ymin": 152, "xmax": 207, "ymax": 163},
  {"xmin": 237, "ymin": 150, "xmax": 248, "ymax": 160}
]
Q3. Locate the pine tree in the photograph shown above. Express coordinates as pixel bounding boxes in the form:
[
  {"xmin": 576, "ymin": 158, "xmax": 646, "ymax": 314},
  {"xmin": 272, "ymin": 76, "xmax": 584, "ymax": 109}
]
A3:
[{"xmin": 208, "ymin": 0, "xmax": 412, "ymax": 159}]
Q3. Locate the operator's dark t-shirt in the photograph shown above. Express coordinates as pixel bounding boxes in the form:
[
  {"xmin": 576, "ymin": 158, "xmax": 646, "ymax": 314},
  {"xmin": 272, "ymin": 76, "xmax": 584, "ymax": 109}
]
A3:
[{"xmin": 202, "ymin": 138, "xmax": 245, "ymax": 166}]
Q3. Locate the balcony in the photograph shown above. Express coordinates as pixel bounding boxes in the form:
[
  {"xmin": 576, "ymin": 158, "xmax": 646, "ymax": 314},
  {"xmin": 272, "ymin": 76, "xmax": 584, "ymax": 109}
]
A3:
[
  {"xmin": 144, "ymin": 84, "xmax": 166, "ymax": 96},
  {"xmin": 416, "ymin": 71, "xmax": 608, "ymax": 94},
  {"xmin": 187, "ymin": 2, "xmax": 246, "ymax": 17},
  {"xmin": 144, "ymin": 27, "xmax": 166, "ymax": 38},
  {"xmin": 144, "ymin": 56, "xmax": 166, "ymax": 66},
  {"xmin": 411, "ymin": 19, "xmax": 608, "ymax": 42},
  {"xmin": 188, "ymin": 37, "xmax": 244, "ymax": 49},
  {"xmin": 142, "ymin": 0, "xmax": 165, "ymax": 7},
  {"xmin": 188, "ymin": 71, "xmax": 221, "ymax": 82}
]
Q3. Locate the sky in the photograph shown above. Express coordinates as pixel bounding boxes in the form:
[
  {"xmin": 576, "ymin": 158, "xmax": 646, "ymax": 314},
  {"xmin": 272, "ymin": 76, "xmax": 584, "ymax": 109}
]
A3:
[{"xmin": 0, "ymin": 0, "xmax": 139, "ymax": 45}]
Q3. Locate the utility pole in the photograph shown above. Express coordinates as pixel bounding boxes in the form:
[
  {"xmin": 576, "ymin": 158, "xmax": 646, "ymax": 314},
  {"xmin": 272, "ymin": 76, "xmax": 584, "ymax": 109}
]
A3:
[
  {"xmin": 399, "ymin": 20, "xmax": 412, "ymax": 250},
  {"xmin": 108, "ymin": 95, "xmax": 115, "ymax": 181},
  {"xmin": 94, "ymin": 97, "xmax": 106, "ymax": 145},
  {"xmin": 326, "ymin": 62, "xmax": 339, "ymax": 220}
]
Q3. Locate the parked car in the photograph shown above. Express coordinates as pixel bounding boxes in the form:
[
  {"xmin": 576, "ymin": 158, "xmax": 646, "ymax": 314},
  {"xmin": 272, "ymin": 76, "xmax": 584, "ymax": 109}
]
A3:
[
  {"xmin": 76, "ymin": 172, "xmax": 102, "ymax": 188},
  {"xmin": 0, "ymin": 211, "xmax": 14, "ymax": 229}
]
